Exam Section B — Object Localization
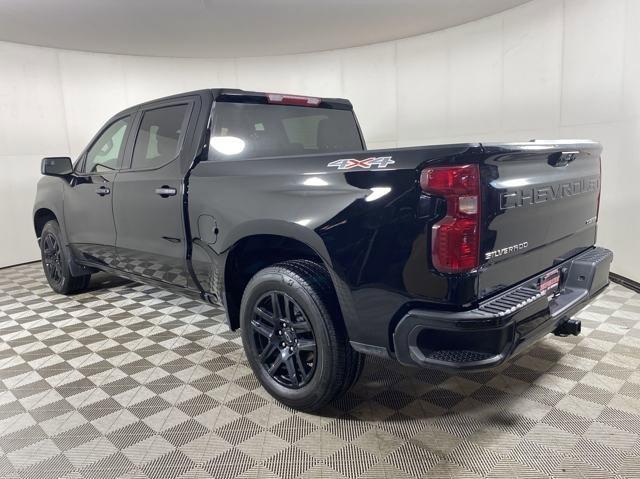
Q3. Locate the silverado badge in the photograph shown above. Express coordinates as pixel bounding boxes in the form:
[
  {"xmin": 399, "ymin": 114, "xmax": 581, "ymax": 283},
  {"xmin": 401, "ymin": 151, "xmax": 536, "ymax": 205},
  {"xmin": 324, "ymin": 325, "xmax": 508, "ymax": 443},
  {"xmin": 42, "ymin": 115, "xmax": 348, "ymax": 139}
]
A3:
[
  {"xmin": 327, "ymin": 156, "xmax": 394, "ymax": 170},
  {"xmin": 485, "ymin": 241, "xmax": 529, "ymax": 260}
]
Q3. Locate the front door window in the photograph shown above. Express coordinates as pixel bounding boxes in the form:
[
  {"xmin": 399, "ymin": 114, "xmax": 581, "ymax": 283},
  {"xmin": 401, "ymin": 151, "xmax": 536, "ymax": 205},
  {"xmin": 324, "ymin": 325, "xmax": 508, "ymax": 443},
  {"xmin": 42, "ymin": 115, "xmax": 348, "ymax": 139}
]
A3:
[{"xmin": 85, "ymin": 117, "xmax": 130, "ymax": 174}]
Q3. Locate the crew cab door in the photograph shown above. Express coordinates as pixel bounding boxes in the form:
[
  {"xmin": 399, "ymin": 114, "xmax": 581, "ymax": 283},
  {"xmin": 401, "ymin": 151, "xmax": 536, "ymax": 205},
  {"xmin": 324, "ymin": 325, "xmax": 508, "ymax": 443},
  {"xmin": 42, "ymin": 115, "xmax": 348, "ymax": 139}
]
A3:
[
  {"xmin": 113, "ymin": 97, "xmax": 199, "ymax": 287},
  {"xmin": 64, "ymin": 115, "xmax": 133, "ymax": 266}
]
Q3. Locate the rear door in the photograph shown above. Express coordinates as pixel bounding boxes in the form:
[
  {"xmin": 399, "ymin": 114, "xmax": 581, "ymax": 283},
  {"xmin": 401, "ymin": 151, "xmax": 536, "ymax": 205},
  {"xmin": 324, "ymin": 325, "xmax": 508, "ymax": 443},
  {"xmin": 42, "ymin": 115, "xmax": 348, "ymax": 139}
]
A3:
[
  {"xmin": 64, "ymin": 115, "xmax": 133, "ymax": 266},
  {"xmin": 113, "ymin": 97, "xmax": 199, "ymax": 287},
  {"xmin": 478, "ymin": 141, "xmax": 602, "ymax": 298}
]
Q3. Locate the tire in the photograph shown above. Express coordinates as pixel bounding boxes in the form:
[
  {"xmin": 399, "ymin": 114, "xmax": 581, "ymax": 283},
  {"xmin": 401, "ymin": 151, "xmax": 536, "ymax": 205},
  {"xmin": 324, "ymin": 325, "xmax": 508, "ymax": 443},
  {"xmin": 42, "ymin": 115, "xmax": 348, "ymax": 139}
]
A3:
[
  {"xmin": 240, "ymin": 259, "xmax": 361, "ymax": 411},
  {"xmin": 338, "ymin": 348, "xmax": 366, "ymax": 396},
  {"xmin": 40, "ymin": 220, "xmax": 91, "ymax": 295}
]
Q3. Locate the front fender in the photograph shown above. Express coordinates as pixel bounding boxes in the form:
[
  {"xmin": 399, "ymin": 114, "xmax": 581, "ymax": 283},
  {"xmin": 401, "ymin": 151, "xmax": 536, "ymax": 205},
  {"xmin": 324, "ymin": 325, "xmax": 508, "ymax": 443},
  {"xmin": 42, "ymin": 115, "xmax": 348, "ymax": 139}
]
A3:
[
  {"xmin": 33, "ymin": 176, "xmax": 64, "ymax": 237},
  {"xmin": 33, "ymin": 176, "xmax": 92, "ymax": 277}
]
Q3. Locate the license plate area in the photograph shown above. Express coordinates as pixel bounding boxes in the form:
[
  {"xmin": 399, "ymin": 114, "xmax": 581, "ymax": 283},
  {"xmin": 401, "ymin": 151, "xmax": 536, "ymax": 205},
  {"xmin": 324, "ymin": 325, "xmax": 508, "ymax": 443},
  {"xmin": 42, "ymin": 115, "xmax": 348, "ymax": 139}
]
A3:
[{"xmin": 538, "ymin": 268, "xmax": 560, "ymax": 295}]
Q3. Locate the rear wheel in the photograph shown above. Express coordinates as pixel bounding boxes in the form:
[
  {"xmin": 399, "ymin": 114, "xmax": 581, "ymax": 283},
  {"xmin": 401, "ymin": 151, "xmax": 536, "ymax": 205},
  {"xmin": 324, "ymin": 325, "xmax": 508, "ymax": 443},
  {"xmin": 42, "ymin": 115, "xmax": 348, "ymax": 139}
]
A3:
[
  {"xmin": 40, "ymin": 220, "xmax": 91, "ymax": 294},
  {"xmin": 240, "ymin": 260, "xmax": 361, "ymax": 411}
]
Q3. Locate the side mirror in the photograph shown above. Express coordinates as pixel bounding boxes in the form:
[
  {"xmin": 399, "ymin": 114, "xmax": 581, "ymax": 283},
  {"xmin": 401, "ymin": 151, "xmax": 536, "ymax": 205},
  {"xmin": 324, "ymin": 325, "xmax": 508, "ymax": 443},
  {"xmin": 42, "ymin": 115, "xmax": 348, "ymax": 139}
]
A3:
[{"xmin": 41, "ymin": 157, "xmax": 73, "ymax": 176}]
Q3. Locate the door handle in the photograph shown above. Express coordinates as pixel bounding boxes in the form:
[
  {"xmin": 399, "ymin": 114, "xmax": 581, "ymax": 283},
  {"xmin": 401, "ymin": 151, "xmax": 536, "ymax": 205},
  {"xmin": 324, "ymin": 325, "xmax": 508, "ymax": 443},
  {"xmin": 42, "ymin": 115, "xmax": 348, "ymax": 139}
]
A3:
[
  {"xmin": 96, "ymin": 186, "xmax": 111, "ymax": 196},
  {"xmin": 155, "ymin": 186, "xmax": 177, "ymax": 198}
]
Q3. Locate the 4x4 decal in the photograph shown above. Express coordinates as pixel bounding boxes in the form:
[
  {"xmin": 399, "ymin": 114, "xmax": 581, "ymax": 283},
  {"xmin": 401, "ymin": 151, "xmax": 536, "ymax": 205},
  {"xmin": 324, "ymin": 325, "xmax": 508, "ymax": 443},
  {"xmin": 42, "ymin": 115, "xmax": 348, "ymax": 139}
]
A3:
[{"xmin": 327, "ymin": 156, "xmax": 394, "ymax": 170}]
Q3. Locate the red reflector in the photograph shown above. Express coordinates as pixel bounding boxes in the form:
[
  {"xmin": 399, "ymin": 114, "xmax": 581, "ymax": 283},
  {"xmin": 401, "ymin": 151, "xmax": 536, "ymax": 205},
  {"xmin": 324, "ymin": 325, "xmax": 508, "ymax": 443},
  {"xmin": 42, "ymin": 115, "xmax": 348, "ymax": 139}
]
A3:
[
  {"xmin": 421, "ymin": 164, "xmax": 481, "ymax": 274},
  {"xmin": 267, "ymin": 93, "xmax": 321, "ymax": 107}
]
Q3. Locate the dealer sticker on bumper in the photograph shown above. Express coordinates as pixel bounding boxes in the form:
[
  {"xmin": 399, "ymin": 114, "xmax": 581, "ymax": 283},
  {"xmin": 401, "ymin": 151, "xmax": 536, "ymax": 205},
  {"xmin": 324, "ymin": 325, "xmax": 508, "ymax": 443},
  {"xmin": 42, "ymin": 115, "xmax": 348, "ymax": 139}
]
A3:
[{"xmin": 539, "ymin": 269, "xmax": 560, "ymax": 295}]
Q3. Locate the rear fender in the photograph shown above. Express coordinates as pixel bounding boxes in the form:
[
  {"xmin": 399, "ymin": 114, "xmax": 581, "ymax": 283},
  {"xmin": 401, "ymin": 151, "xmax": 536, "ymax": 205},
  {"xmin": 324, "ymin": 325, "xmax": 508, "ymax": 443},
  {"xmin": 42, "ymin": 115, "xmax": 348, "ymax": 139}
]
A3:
[{"xmin": 220, "ymin": 220, "xmax": 361, "ymax": 338}]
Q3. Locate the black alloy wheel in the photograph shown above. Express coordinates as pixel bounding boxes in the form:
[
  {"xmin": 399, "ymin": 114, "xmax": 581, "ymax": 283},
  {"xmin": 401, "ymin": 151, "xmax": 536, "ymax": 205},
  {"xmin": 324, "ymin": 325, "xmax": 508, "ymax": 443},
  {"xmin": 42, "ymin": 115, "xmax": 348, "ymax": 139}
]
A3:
[
  {"xmin": 42, "ymin": 232, "xmax": 64, "ymax": 287},
  {"xmin": 39, "ymin": 220, "xmax": 91, "ymax": 295},
  {"xmin": 250, "ymin": 291, "xmax": 317, "ymax": 388},
  {"xmin": 239, "ymin": 260, "xmax": 363, "ymax": 411}
]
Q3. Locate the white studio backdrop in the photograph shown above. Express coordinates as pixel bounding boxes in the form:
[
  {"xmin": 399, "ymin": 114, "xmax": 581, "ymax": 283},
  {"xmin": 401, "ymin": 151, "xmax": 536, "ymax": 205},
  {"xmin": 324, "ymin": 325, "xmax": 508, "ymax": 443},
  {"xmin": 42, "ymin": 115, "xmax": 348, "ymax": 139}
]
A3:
[{"xmin": 1, "ymin": 0, "xmax": 638, "ymax": 281}]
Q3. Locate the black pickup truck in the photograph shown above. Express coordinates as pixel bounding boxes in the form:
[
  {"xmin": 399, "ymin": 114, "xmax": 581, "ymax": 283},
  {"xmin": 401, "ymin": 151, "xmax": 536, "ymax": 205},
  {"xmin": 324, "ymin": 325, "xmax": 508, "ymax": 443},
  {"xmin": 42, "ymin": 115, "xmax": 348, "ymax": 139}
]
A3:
[{"xmin": 34, "ymin": 89, "xmax": 613, "ymax": 411}]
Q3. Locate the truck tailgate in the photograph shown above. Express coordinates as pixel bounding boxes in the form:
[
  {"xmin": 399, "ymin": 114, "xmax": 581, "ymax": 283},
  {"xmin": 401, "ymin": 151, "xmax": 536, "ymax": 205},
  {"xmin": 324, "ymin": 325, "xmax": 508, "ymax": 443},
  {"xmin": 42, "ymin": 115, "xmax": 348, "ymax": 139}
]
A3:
[{"xmin": 478, "ymin": 141, "xmax": 602, "ymax": 299}]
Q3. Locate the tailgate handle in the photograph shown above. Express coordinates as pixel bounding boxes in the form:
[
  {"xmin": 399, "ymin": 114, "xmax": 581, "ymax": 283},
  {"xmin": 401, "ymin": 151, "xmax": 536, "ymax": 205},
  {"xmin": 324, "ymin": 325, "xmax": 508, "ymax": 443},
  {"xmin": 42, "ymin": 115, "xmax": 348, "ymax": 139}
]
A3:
[{"xmin": 548, "ymin": 151, "xmax": 579, "ymax": 167}]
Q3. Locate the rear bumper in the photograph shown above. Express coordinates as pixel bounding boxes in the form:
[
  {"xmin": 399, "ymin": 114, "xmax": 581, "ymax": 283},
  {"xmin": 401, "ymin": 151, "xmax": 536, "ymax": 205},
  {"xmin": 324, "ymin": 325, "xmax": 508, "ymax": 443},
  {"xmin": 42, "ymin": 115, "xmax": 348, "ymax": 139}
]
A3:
[{"xmin": 392, "ymin": 246, "xmax": 613, "ymax": 370}]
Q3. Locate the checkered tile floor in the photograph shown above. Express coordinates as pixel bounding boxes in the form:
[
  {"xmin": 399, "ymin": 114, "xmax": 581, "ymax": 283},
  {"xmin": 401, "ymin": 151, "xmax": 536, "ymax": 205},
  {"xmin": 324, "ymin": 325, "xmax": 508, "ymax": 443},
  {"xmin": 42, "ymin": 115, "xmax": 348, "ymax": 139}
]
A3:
[{"xmin": 1, "ymin": 263, "xmax": 639, "ymax": 479}]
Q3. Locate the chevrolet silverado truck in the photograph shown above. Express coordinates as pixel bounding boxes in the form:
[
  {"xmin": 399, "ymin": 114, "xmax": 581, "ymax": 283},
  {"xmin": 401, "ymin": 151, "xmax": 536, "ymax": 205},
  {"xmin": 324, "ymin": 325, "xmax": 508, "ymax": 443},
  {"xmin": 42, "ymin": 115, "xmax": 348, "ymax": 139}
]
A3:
[{"xmin": 34, "ymin": 89, "xmax": 613, "ymax": 411}]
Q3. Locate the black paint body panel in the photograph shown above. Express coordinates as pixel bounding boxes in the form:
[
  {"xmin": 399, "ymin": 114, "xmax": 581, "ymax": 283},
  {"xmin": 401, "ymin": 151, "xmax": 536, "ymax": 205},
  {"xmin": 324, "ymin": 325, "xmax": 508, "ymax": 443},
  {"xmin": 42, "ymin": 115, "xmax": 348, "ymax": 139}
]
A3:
[{"xmin": 33, "ymin": 88, "xmax": 607, "ymax": 360}]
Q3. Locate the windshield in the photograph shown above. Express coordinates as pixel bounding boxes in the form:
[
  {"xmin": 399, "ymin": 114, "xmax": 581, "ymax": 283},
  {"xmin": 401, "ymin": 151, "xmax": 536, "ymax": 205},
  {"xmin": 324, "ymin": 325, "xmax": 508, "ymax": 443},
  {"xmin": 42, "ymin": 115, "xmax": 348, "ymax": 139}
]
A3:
[{"xmin": 209, "ymin": 102, "xmax": 363, "ymax": 160}]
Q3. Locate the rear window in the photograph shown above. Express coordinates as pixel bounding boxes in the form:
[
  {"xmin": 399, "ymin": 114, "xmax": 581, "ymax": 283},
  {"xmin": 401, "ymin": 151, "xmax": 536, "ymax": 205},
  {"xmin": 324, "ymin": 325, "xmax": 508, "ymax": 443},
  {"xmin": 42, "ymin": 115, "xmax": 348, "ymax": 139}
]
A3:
[{"xmin": 209, "ymin": 102, "xmax": 363, "ymax": 160}]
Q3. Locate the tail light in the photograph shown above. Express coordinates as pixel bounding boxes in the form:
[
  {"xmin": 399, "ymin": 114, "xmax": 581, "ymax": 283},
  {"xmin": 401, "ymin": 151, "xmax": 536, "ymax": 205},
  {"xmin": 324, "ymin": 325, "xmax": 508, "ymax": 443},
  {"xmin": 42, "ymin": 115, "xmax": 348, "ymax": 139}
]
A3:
[
  {"xmin": 420, "ymin": 164, "xmax": 481, "ymax": 273},
  {"xmin": 267, "ymin": 93, "xmax": 321, "ymax": 107}
]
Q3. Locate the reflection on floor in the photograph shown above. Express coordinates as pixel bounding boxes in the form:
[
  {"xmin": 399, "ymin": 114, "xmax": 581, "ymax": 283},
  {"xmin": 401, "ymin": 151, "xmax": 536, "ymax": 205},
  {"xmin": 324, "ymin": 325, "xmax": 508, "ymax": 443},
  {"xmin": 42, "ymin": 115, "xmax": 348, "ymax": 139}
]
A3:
[{"xmin": 0, "ymin": 263, "xmax": 639, "ymax": 479}]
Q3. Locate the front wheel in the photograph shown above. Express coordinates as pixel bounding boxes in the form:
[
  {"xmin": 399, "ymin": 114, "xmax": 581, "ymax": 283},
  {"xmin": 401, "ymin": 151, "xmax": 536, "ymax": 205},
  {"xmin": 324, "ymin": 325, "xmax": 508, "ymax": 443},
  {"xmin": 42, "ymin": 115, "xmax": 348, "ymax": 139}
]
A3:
[
  {"xmin": 40, "ymin": 220, "xmax": 91, "ymax": 295},
  {"xmin": 240, "ymin": 260, "xmax": 361, "ymax": 411}
]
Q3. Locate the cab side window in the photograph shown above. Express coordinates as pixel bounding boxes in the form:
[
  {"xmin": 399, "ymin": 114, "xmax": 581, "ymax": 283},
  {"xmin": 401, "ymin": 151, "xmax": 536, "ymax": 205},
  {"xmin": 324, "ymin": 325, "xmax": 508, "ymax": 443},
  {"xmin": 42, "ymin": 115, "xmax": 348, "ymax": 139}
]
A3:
[
  {"xmin": 130, "ymin": 104, "xmax": 189, "ymax": 170},
  {"xmin": 84, "ymin": 117, "xmax": 130, "ymax": 174}
]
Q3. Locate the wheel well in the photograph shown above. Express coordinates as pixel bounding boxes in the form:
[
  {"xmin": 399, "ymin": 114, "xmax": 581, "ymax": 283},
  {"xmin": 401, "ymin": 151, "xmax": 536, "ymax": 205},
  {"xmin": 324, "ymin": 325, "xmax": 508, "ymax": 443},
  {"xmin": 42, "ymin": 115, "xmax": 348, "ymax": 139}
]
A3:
[
  {"xmin": 34, "ymin": 208, "xmax": 57, "ymax": 238},
  {"xmin": 224, "ymin": 235, "xmax": 328, "ymax": 331}
]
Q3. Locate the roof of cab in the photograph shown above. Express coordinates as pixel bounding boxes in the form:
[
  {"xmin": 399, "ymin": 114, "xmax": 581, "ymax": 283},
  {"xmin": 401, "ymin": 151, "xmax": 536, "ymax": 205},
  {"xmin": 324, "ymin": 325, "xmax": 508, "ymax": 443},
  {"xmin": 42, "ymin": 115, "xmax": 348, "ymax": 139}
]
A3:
[{"xmin": 120, "ymin": 88, "xmax": 352, "ymax": 115}]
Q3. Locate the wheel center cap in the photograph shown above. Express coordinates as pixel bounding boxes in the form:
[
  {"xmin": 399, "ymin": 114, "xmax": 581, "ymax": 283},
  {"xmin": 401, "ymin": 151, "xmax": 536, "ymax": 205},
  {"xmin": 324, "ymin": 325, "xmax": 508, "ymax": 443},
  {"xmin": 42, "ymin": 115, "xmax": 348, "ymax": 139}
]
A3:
[{"xmin": 283, "ymin": 330, "xmax": 295, "ymax": 344}]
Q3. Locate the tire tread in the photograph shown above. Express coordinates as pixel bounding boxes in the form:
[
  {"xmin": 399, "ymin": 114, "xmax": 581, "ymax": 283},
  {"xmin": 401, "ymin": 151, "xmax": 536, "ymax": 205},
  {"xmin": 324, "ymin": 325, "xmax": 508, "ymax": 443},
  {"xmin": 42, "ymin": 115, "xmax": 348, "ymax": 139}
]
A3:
[{"xmin": 278, "ymin": 260, "xmax": 365, "ymax": 397}]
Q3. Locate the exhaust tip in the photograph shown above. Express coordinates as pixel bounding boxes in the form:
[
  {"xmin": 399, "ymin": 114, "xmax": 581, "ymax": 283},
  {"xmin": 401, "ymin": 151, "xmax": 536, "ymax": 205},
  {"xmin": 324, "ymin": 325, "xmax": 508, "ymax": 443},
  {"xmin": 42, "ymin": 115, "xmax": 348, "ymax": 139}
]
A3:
[{"xmin": 554, "ymin": 319, "xmax": 581, "ymax": 337}]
